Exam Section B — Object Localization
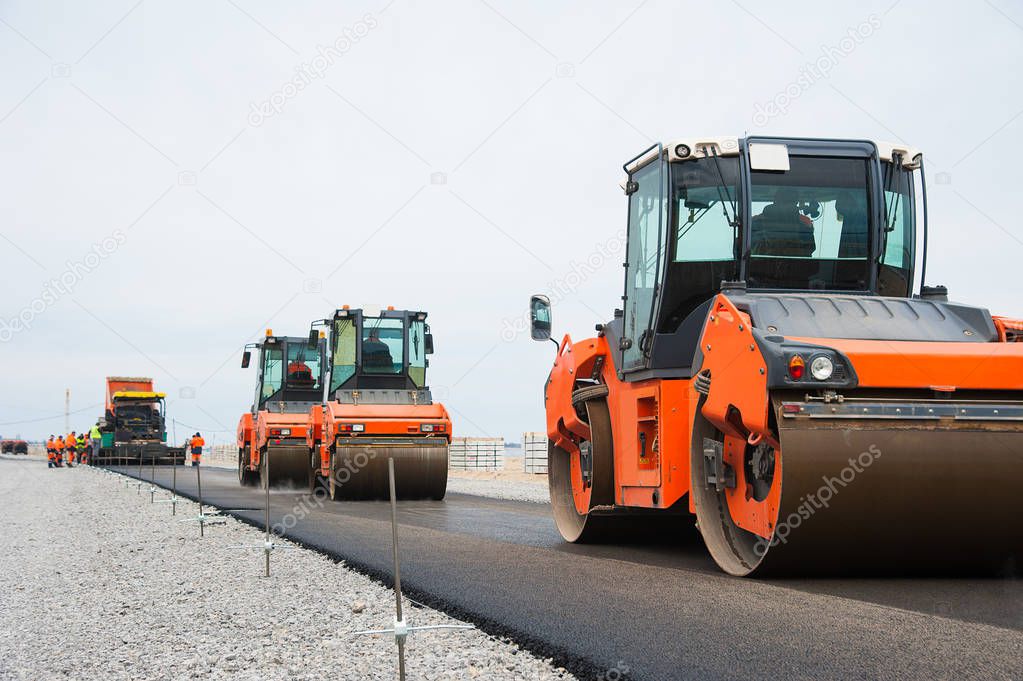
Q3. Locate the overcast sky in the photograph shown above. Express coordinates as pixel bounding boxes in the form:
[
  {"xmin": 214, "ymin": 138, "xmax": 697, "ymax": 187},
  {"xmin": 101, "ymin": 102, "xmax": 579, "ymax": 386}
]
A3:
[{"xmin": 1, "ymin": 0, "xmax": 1022, "ymax": 443}]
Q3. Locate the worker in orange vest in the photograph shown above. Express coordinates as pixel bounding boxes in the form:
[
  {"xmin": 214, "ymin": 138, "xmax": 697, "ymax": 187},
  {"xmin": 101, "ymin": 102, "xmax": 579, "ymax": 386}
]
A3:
[
  {"xmin": 64, "ymin": 432, "xmax": 76, "ymax": 467},
  {"xmin": 53, "ymin": 435, "xmax": 64, "ymax": 467},
  {"xmin": 46, "ymin": 435, "xmax": 56, "ymax": 467},
  {"xmin": 190, "ymin": 432, "xmax": 205, "ymax": 466}
]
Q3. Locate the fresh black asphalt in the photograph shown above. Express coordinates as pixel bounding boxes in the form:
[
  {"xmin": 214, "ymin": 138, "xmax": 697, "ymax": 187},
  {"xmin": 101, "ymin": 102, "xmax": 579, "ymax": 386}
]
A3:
[{"xmin": 102, "ymin": 463, "xmax": 1023, "ymax": 681}]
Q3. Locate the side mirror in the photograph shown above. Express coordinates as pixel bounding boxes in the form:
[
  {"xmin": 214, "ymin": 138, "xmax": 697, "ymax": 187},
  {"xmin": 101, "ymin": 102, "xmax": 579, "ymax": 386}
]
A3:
[
  {"xmin": 241, "ymin": 351, "xmax": 251, "ymax": 368},
  {"xmin": 424, "ymin": 333, "xmax": 435, "ymax": 354},
  {"xmin": 529, "ymin": 294, "xmax": 552, "ymax": 341},
  {"xmin": 308, "ymin": 329, "xmax": 320, "ymax": 349}
]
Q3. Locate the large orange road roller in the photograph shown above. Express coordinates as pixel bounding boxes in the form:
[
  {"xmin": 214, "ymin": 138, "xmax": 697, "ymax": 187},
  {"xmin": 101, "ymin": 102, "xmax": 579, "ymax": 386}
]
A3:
[
  {"xmin": 531, "ymin": 136, "xmax": 1023, "ymax": 576},
  {"xmin": 237, "ymin": 331, "xmax": 327, "ymax": 488},
  {"xmin": 306, "ymin": 306, "xmax": 450, "ymax": 500}
]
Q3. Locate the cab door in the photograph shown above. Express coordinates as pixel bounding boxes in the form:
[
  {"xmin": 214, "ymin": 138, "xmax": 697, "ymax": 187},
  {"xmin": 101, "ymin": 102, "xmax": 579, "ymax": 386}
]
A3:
[{"xmin": 622, "ymin": 156, "xmax": 667, "ymax": 373}]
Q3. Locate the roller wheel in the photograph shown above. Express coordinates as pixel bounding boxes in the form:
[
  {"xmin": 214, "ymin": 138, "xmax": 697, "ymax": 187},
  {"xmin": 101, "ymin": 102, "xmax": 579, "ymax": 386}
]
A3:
[
  {"xmin": 549, "ymin": 398, "xmax": 623, "ymax": 543},
  {"xmin": 327, "ymin": 451, "xmax": 345, "ymax": 501},
  {"xmin": 308, "ymin": 449, "xmax": 326, "ymax": 494},
  {"xmin": 690, "ymin": 414, "xmax": 779, "ymax": 576},
  {"xmin": 259, "ymin": 449, "xmax": 269, "ymax": 490},
  {"xmin": 238, "ymin": 447, "xmax": 258, "ymax": 487}
]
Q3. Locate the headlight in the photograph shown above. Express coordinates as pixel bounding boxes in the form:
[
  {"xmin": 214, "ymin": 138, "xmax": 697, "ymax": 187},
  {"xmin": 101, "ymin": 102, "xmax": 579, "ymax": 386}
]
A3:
[{"xmin": 810, "ymin": 355, "xmax": 835, "ymax": 381}]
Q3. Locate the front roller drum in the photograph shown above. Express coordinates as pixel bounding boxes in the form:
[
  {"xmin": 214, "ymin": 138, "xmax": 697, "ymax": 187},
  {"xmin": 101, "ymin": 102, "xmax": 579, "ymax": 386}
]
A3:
[
  {"xmin": 260, "ymin": 445, "xmax": 309, "ymax": 489},
  {"xmin": 692, "ymin": 399, "xmax": 1023, "ymax": 576},
  {"xmin": 329, "ymin": 443, "xmax": 448, "ymax": 500}
]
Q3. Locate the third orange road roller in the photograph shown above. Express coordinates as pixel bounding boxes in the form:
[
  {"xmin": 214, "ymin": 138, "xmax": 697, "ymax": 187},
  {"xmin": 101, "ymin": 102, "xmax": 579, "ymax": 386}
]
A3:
[
  {"xmin": 531, "ymin": 136, "xmax": 1023, "ymax": 576},
  {"xmin": 306, "ymin": 306, "xmax": 451, "ymax": 500}
]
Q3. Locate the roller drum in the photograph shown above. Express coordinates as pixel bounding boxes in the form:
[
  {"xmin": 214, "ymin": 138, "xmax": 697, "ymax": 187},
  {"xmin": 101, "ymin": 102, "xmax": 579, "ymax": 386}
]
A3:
[{"xmin": 330, "ymin": 441, "xmax": 448, "ymax": 500}]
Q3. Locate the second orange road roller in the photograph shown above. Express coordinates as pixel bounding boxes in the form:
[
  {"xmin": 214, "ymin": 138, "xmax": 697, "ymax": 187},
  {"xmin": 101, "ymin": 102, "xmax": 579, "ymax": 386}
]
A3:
[
  {"xmin": 306, "ymin": 306, "xmax": 451, "ymax": 500},
  {"xmin": 532, "ymin": 136, "xmax": 1023, "ymax": 576},
  {"xmin": 238, "ymin": 331, "xmax": 327, "ymax": 488}
]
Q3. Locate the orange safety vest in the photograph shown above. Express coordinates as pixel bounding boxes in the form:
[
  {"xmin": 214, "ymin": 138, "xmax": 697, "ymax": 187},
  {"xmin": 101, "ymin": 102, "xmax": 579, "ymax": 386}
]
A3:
[
  {"xmin": 55, "ymin": 437, "xmax": 64, "ymax": 451},
  {"xmin": 190, "ymin": 436, "xmax": 204, "ymax": 460}
]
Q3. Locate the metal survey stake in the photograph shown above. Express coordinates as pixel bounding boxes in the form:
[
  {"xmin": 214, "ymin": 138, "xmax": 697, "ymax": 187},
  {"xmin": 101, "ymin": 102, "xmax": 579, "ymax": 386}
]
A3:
[
  {"xmin": 390, "ymin": 457, "xmax": 407, "ymax": 680},
  {"xmin": 149, "ymin": 452, "xmax": 157, "ymax": 502},
  {"xmin": 197, "ymin": 462, "xmax": 204, "ymax": 537},
  {"xmin": 179, "ymin": 461, "xmax": 225, "ymax": 534},
  {"xmin": 265, "ymin": 450, "xmax": 272, "ymax": 577},
  {"xmin": 353, "ymin": 457, "xmax": 472, "ymax": 679}
]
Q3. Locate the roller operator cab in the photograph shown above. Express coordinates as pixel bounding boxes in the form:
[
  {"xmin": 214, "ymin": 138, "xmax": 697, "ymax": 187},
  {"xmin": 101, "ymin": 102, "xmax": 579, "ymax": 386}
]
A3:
[
  {"xmin": 307, "ymin": 306, "xmax": 450, "ymax": 500},
  {"xmin": 532, "ymin": 137, "xmax": 1023, "ymax": 577},
  {"xmin": 237, "ymin": 332, "xmax": 327, "ymax": 488}
]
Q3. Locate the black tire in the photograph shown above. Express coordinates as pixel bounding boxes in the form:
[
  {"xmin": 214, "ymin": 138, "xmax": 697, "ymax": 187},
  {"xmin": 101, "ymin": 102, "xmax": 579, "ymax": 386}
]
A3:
[
  {"xmin": 308, "ymin": 449, "xmax": 326, "ymax": 494},
  {"xmin": 259, "ymin": 449, "xmax": 269, "ymax": 490},
  {"xmin": 238, "ymin": 447, "xmax": 258, "ymax": 487},
  {"xmin": 571, "ymin": 384, "xmax": 609, "ymax": 407}
]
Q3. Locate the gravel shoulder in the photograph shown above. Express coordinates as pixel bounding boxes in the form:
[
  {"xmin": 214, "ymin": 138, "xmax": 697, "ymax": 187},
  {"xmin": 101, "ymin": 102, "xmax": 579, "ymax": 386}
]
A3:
[
  {"xmin": 0, "ymin": 455, "xmax": 574, "ymax": 681},
  {"xmin": 446, "ymin": 471, "xmax": 549, "ymax": 504}
]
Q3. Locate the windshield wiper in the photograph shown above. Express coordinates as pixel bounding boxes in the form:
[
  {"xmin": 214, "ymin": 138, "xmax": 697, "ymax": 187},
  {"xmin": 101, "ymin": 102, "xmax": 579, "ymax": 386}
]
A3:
[{"xmin": 703, "ymin": 146, "xmax": 739, "ymax": 229}]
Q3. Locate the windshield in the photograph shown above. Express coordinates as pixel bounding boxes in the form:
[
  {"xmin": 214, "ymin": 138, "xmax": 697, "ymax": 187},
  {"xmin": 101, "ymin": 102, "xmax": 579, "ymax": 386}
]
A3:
[
  {"xmin": 748, "ymin": 156, "xmax": 872, "ymax": 290},
  {"xmin": 362, "ymin": 317, "xmax": 404, "ymax": 375},
  {"xmin": 878, "ymin": 161, "xmax": 915, "ymax": 297},
  {"xmin": 286, "ymin": 341, "xmax": 323, "ymax": 390},
  {"xmin": 261, "ymin": 346, "xmax": 283, "ymax": 400},
  {"xmin": 672, "ymin": 157, "xmax": 739, "ymax": 263},
  {"xmin": 331, "ymin": 318, "xmax": 357, "ymax": 391}
]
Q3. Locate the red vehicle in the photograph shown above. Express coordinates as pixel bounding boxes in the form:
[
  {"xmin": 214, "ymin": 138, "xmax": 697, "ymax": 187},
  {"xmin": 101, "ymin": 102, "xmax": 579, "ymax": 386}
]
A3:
[{"xmin": 238, "ymin": 331, "xmax": 327, "ymax": 488}]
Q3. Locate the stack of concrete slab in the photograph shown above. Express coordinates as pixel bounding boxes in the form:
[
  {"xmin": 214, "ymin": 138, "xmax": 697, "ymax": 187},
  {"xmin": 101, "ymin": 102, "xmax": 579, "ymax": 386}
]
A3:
[
  {"xmin": 449, "ymin": 437, "xmax": 504, "ymax": 471},
  {"xmin": 523, "ymin": 432, "xmax": 548, "ymax": 474}
]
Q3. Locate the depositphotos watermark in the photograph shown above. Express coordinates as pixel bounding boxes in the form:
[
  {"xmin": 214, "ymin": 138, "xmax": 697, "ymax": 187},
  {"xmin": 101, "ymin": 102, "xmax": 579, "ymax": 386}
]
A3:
[
  {"xmin": 0, "ymin": 230, "xmax": 127, "ymax": 343},
  {"xmin": 500, "ymin": 229, "xmax": 626, "ymax": 342},
  {"xmin": 751, "ymin": 15, "xmax": 882, "ymax": 127},
  {"xmin": 754, "ymin": 444, "xmax": 881, "ymax": 555},
  {"xmin": 248, "ymin": 14, "xmax": 378, "ymax": 127},
  {"xmin": 271, "ymin": 448, "xmax": 379, "ymax": 535}
]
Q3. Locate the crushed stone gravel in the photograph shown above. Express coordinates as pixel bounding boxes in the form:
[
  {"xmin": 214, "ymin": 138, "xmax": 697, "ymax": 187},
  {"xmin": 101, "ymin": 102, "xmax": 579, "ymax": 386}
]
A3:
[{"xmin": 0, "ymin": 456, "xmax": 574, "ymax": 681}]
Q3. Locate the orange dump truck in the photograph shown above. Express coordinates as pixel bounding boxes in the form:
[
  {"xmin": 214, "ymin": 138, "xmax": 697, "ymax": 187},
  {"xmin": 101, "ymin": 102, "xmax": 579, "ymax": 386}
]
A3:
[{"xmin": 96, "ymin": 376, "xmax": 184, "ymax": 464}]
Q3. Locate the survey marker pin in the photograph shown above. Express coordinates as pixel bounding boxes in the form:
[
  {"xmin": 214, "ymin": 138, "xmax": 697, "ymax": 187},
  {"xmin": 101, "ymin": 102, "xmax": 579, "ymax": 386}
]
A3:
[{"xmin": 352, "ymin": 458, "xmax": 473, "ymax": 680}]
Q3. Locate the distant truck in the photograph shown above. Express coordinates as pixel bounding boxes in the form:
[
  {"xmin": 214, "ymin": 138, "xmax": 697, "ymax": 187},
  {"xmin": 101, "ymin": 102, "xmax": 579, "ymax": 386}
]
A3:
[
  {"xmin": 1, "ymin": 439, "xmax": 27, "ymax": 454},
  {"xmin": 94, "ymin": 376, "xmax": 184, "ymax": 465}
]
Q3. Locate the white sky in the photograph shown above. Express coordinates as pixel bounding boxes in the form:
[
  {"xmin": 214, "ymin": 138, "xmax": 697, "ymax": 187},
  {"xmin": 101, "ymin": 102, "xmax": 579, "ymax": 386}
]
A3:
[{"xmin": 1, "ymin": 0, "xmax": 1022, "ymax": 442}]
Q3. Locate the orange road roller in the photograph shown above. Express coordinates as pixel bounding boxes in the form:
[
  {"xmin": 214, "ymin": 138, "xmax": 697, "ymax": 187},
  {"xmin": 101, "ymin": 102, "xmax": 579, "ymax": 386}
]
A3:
[
  {"xmin": 306, "ymin": 306, "xmax": 450, "ymax": 500},
  {"xmin": 238, "ymin": 330, "xmax": 327, "ymax": 488},
  {"xmin": 532, "ymin": 136, "xmax": 1023, "ymax": 576}
]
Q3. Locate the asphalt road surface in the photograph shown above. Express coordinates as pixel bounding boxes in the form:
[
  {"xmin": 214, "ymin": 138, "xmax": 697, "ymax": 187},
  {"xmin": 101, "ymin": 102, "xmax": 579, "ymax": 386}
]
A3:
[{"xmin": 107, "ymin": 463, "xmax": 1023, "ymax": 681}]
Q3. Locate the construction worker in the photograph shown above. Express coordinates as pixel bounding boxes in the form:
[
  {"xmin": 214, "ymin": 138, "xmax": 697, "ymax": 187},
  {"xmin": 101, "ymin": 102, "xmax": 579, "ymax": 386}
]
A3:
[
  {"xmin": 190, "ymin": 432, "xmax": 205, "ymax": 466},
  {"xmin": 46, "ymin": 435, "xmax": 56, "ymax": 468},
  {"xmin": 64, "ymin": 432, "xmax": 75, "ymax": 467},
  {"xmin": 77, "ymin": 433, "xmax": 88, "ymax": 465},
  {"xmin": 53, "ymin": 434, "xmax": 64, "ymax": 467},
  {"xmin": 89, "ymin": 423, "xmax": 102, "ymax": 464},
  {"xmin": 287, "ymin": 358, "xmax": 314, "ymax": 387}
]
